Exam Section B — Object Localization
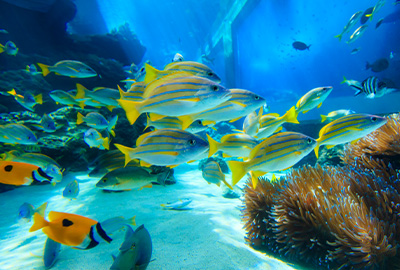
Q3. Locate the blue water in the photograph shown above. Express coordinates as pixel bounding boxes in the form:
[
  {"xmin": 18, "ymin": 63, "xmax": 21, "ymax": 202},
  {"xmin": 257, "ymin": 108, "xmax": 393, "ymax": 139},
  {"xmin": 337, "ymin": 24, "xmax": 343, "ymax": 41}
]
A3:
[{"xmin": 1, "ymin": 0, "xmax": 400, "ymax": 269}]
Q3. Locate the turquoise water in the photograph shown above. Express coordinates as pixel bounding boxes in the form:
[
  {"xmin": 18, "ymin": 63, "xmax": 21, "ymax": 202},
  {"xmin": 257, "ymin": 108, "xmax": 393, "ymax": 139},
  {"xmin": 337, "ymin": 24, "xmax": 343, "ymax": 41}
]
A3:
[{"xmin": 0, "ymin": 0, "xmax": 400, "ymax": 269}]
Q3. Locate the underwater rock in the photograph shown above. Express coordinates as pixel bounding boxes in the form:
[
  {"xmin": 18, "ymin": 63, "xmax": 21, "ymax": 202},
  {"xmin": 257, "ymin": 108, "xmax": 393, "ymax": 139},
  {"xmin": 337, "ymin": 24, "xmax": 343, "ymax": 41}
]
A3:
[
  {"xmin": 316, "ymin": 144, "xmax": 345, "ymax": 167},
  {"xmin": 242, "ymin": 164, "xmax": 400, "ymax": 269},
  {"xmin": 221, "ymin": 185, "xmax": 242, "ymax": 199}
]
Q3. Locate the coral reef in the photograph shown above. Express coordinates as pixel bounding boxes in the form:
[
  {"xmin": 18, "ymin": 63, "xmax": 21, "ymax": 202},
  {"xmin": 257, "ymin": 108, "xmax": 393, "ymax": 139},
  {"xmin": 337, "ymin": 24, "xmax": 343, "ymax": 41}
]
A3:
[{"xmin": 242, "ymin": 164, "xmax": 400, "ymax": 269}]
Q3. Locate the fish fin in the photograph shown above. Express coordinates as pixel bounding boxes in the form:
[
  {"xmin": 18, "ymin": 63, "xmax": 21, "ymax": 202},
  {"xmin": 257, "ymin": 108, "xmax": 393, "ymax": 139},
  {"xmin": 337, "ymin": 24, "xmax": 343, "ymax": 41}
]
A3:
[
  {"xmin": 107, "ymin": 115, "xmax": 118, "ymax": 136},
  {"xmin": 321, "ymin": 115, "xmax": 327, "ymax": 123},
  {"xmin": 202, "ymin": 120, "xmax": 216, "ymax": 126},
  {"xmin": 117, "ymin": 84, "xmax": 126, "ymax": 99},
  {"xmin": 206, "ymin": 134, "xmax": 220, "ymax": 157},
  {"xmin": 210, "ymin": 127, "xmax": 217, "ymax": 131},
  {"xmin": 0, "ymin": 45, "xmax": 3, "ymax": 53},
  {"xmin": 102, "ymin": 137, "xmax": 110, "ymax": 150},
  {"xmin": 160, "ymin": 204, "xmax": 167, "ymax": 208},
  {"xmin": 314, "ymin": 143, "xmax": 320, "ymax": 159},
  {"xmin": 227, "ymin": 160, "xmax": 247, "ymax": 187},
  {"xmin": 271, "ymin": 173, "xmax": 278, "ymax": 183},
  {"xmin": 178, "ymin": 115, "xmax": 194, "ymax": 130},
  {"xmin": 366, "ymin": 93, "xmax": 375, "ymax": 99},
  {"xmin": 354, "ymin": 90, "xmax": 362, "ymax": 96},
  {"xmin": 229, "ymin": 117, "xmax": 242, "ymax": 123},
  {"xmin": 115, "ymin": 144, "xmax": 136, "ymax": 166},
  {"xmin": 29, "ymin": 213, "xmax": 48, "ymax": 232},
  {"xmin": 37, "ymin": 63, "xmax": 50, "ymax": 76},
  {"xmin": 126, "ymin": 216, "xmax": 136, "ymax": 226},
  {"xmin": 222, "ymin": 178, "xmax": 233, "ymax": 190},
  {"xmin": 35, "ymin": 202, "xmax": 48, "ymax": 217},
  {"xmin": 274, "ymin": 126, "xmax": 283, "ymax": 133},
  {"xmin": 302, "ymin": 110, "xmax": 309, "ymax": 114},
  {"xmin": 167, "ymin": 164, "xmax": 179, "ymax": 168},
  {"xmin": 75, "ymin": 84, "xmax": 86, "ymax": 99},
  {"xmin": 139, "ymin": 184, "xmax": 152, "ymax": 190},
  {"xmin": 34, "ymin": 94, "xmax": 43, "ymax": 104},
  {"xmin": 76, "ymin": 112, "xmax": 84, "ymax": 125},
  {"xmin": 232, "ymin": 129, "xmax": 244, "ymax": 133},
  {"xmin": 334, "ymin": 34, "xmax": 342, "ymax": 41},
  {"xmin": 106, "ymin": 105, "xmax": 116, "ymax": 112},
  {"xmin": 140, "ymin": 160, "xmax": 153, "ymax": 167},
  {"xmin": 222, "ymin": 153, "xmax": 231, "ymax": 158},
  {"xmin": 340, "ymin": 76, "xmax": 347, "ymax": 84},
  {"xmin": 7, "ymin": 89, "xmax": 17, "ymax": 96},
  {"xmin": 78, "ymin": 100, "xmax": 86, "ymax": 110},
  {"xmin": 283, "ymin": 106, "xmax": 299, "ymax": 124},
  {"xmin": 250, "ymin": 171, "xmax": 266, "ymax": 189},
  {"xmin": 181, "ymin": 97, "xmax": 200, "ymax": 103},
  {"xmin": 230, "ymin": 101, "xmax": 246, "ymax": 107},
  {"xmin": 317, "ymin": 102, "xmax": 323, "ymax": 108},
  {"xmin": 144, "ymin": 63, "xmax": 161, "ymax": 84},
  {"xmin": 149, "ymin": 113, "xmax": 165, "ymax": 122},
  {"xmin": 351, "ymin": 139, "xmax": 360, "ymax": 145},
  {"xmin": 118, "ymin": 99, "xmax": 141, "ymax": 125}
]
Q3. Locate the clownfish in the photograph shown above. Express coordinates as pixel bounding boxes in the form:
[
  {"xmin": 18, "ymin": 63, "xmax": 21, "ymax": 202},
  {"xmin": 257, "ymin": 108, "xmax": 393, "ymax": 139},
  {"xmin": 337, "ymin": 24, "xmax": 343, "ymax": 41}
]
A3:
[
  {"xmin": 29, "ymin": 211, "xmax": 135, "ymax": 250},
  {"xmin": 0, "ymin": 160, "xmax": 53, "ymax": 186}
]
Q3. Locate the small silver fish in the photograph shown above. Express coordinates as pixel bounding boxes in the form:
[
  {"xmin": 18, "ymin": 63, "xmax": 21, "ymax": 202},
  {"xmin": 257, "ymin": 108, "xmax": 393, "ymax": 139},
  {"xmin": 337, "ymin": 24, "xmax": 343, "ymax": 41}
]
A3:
[
  {"xmin": 161, "ymin": 198, "xmax": 192, "ymax": 210},
  {"xmin": 18, "ymin": 202, "xmax": 47, "ymax": 222},
  {"xmin": 43, "ymin": 237, "xmax": 61, "ymax": 269}
]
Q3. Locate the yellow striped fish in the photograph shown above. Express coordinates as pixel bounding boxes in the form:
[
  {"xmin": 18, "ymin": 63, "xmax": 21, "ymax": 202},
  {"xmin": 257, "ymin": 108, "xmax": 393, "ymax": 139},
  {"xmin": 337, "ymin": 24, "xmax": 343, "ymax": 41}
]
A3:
[
  {"xmin": 256, "ymin": 106, "xmax": 299, "ymax": 139},
  {"xmin": 314, "ymin": 113, "xmax": 387, "ymax": 158},
  {"xmin": 115, "ymin": 128, "xmax": 209, "ymax": 167},
  {"xmin": 144, "ymin": 61, "xmax": 220, "ymax": 84},
  {"xmin": 118, "ymin": 76, "xmax": 231, "ymax": 125},
  {"xmin": 178, "ymin": 89, "xmax": 266, "ymax": 129},
  {"xmin": 207, "ymin": 133, "xmax": 258, "ymax": 158},
  {"xmin": 146, "ymin": 116, "xmax": 207, "ymax": 133},
  {"xmin": 118, "ymin": 82, "xmax": 146, "ymax": 101},
  {"xmin": 228, "ymin": 132, "xmax": 317, "ymax": 188},
  {"xmin": 295, "ymin": 86, "xmax": 333, "ymax": 114},
  {"xmin": 202, "ymin": 161, "xmax": 232, "ymax": 189}
]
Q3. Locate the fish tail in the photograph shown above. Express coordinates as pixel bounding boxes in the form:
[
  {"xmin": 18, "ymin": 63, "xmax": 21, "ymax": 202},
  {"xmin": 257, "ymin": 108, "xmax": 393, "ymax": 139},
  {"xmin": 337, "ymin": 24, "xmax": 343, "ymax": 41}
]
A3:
[
  {"xmin": 126, "ymin": 215, "xmax": 136, "ymax": 226},
  {"xmin": 0, "ymin": 43, "xmax": 4, "ymax": 53},
  {"xmin": 222, "ymin": 178, "xmax": 233, "ymax": 190},
  {"xmin": 117, "ymin": 85, "xmax": 126, "ymax": 99},
  {"xmin": 178, "ymin": 115, "xmax": 194, "ymax": 130},
  {"xmin": 118, "ymin": 99, "xmax": 141, "ymax": 125},
  {"xmin": 340, "ymin": 76, "xmax": 347, "ymax": 84},
  {"xmin": 320, "ymin": 115, "xmax": 327, "ymax": 123},
  {"xmin": 34, "ymin": 94, "xmax": 43, "ymax": 104},
  {"xmin": 107, "ymin": 116, "xmax": 118, "ymax": 137},
  {"xmin": 7, "ymin": 88, "xmax": 17, "ymax": 96},
  {"xmin": 35, "ymin": 202, "xmax": 48, "ymax": 217},
  {"xmin": 102, "ymin": 137, "xmax": 110, "ymax": 150},
  {"xmin": 144, "ymin": 63, "xmax": 161, "ymax": 84},
  {"xmin": 283, "ymin": 106, "xmax": 299, "ymax": 124},
  {"xmin": 115, "ymin": 144, "xmax": 136, "ymax": 166},
  {"xmin": 206, "ymin": 134, "xmax": 220, "ymax": 157},
  {"xmin": 29, "ymin": 213, "xmax": 48, "ymax": 232},
  {"xmin": 75, "ymin": 84, "xmax": 86, "ymax": 99},
  {"xmin": 314, "ymin": 141, "xmax": 320, "ymax": 159},
  {"xmin": 76, "ymin": 112, "xmax": 84, "ymax": 125},
  {"xmin": 37, "ymin": 63, "xmax": 50, "ymax": 77},
  {"xmin": 228, "ymin": 160, "xmax": 247, "ymax": 187},
  {"xmin": 78, "ymin": 100, "xmax": 86, "ymax": 110},
  {"xmin": 334, "ymin": 34, "xmax": 342, "ymax": 41}
]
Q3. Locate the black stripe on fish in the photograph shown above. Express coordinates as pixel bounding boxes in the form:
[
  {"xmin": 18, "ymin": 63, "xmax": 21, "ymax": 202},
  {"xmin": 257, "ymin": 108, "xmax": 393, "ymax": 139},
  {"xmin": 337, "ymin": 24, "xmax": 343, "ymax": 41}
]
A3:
[
  {"xmin": 37, "ymin": 167, "xmax": 53, "ymax": 181},
  {"xmin": 96, "ymin": 223, "xmax": 113, "ymax": 243},
  {"xmin": 32, "ymin": 167, "xmax": 53, "ymax": 182},
  {"xmin": 86, "ymin": 226, "xmax": 99, "ymax": 249}
]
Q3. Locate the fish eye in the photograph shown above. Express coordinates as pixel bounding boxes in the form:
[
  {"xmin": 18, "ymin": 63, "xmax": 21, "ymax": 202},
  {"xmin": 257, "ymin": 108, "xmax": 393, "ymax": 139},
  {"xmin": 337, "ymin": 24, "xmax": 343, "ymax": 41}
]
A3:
[
  {"xmin": 102, "ymin": 178, "xmax": 107, "ymax": 182},
  {"xmin": 212, "ymin": 85, "xmax": 219, "ymax": 91},
  {"xmin": 371, "ymin": 117, "xmax": 377, "ymax": 122},
  {"xmin": 188, "ymin": 139, "xmax": 196, "ymax": 146},
  {"xmin": 307, "ymin": 138, "xmax": 313, "ymax": 144},
  {"xmin": 196, "ymin": 120, "xmax": 202, "ymax": 124},
  {"xmin": 254, "ymin": 95, "xmax": 260, "ymax": 100},
  {"xmin": 207, "ymin": 72, "xmax": 214, "ymax": 76}
]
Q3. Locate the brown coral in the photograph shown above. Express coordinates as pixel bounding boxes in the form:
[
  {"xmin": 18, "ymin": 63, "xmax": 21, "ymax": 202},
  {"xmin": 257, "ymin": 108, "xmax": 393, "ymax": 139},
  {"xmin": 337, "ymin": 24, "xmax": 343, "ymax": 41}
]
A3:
[{"xmin": 242, "ymin": 165, "xmax": 400, "ymax": 269}]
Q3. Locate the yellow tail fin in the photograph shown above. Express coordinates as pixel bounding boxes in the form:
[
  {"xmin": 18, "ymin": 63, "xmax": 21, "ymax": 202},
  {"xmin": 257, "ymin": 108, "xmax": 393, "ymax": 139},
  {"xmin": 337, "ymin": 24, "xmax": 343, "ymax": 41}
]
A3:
[
  {"xmin": 75, "ymin": 84, "xmax": 86, "ymax": 99},
  {"xmin": 227, "ymin": 160, "xmax": 247, "ymax": 187},
  {"xmin": 102, "ymin": 137, "xmax": 110, "ymax": 150},
  {"xmin": 35, "ymin": 202, "xmax": 48, "ymax": 217},
  {"xmin": 7, "ymin": 89, "xmax": 17, "ymax": 96},
  {"xmin": 144, "ymin": 63, "xmax": 161, "ymax": 84},
  {"xmin": 76, "ymin": 112, "xmax": 84, "ymax": 125},
  {"xmin": 206, "ymin": 134, "xmax": 220, "ymax": 157},
  {"xmin": 37, "ymin": 63, "xmax": 50, "ymax": 77},
  {"xmin": 283, "ymin": 106, "xmax": 299, "ymax": 124},
  {"xmin": 340, "ymin": 76, "xmax": 347, "ymax": 84},
  {"xmin": 178, "ymin": 115, "xmax": 194, "ymax": 130},
  {"xmin": 34, "ymin": 94, "xmax": 43, "ymax": 104},
  {"xmin": 320, "ymin": 115, "xmax": 327, "ymax": 123},
  {"xmin": 334, "ymin": 34, "xmax": 342, "ymax": 41},
  {"xmin": 117, "ymin": 99, "xmax": 141, "ymax": 125},
  {"xmin": 117, "ymin": 85, "xmax": 126, "ymax": 99},
  {"xmin": 29, "ymin": 213, "xmax": 48, "ymax": 232},
  {"xmin": 115, "ymin": 144, "xmax": 136, "ymax": 166},
  {"xmin": 126, "ymin": 215, "xmax": 136, "ymax": 226},
  {"xmin": 0, "ymin": 44, "xmax": 4, "ymax": 54},
  {"xmin": 314, "ymin": 142, "xmax": 320, "ymax": 159}
]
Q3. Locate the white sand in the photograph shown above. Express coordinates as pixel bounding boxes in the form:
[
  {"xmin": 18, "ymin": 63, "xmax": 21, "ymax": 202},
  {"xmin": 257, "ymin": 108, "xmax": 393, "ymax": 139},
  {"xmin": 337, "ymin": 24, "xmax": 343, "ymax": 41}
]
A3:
[{"xmin": 0, "ymin": 163, "xmax": 294, "ymax": 270}]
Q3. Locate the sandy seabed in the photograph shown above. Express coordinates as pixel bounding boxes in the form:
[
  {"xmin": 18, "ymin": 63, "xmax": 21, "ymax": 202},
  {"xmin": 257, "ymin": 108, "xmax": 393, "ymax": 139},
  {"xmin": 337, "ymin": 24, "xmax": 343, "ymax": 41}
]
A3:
[{"xmin": 0, "ymin": 162, "xmax": 294, "ymax": 270}]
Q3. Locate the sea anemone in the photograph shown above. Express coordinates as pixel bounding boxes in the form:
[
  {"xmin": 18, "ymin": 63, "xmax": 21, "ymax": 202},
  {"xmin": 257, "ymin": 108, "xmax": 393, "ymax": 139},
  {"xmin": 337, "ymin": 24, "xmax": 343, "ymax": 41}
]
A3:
[{"xmin": 242, "ymin": 164, "xmax": 400, "ymax": 269}]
